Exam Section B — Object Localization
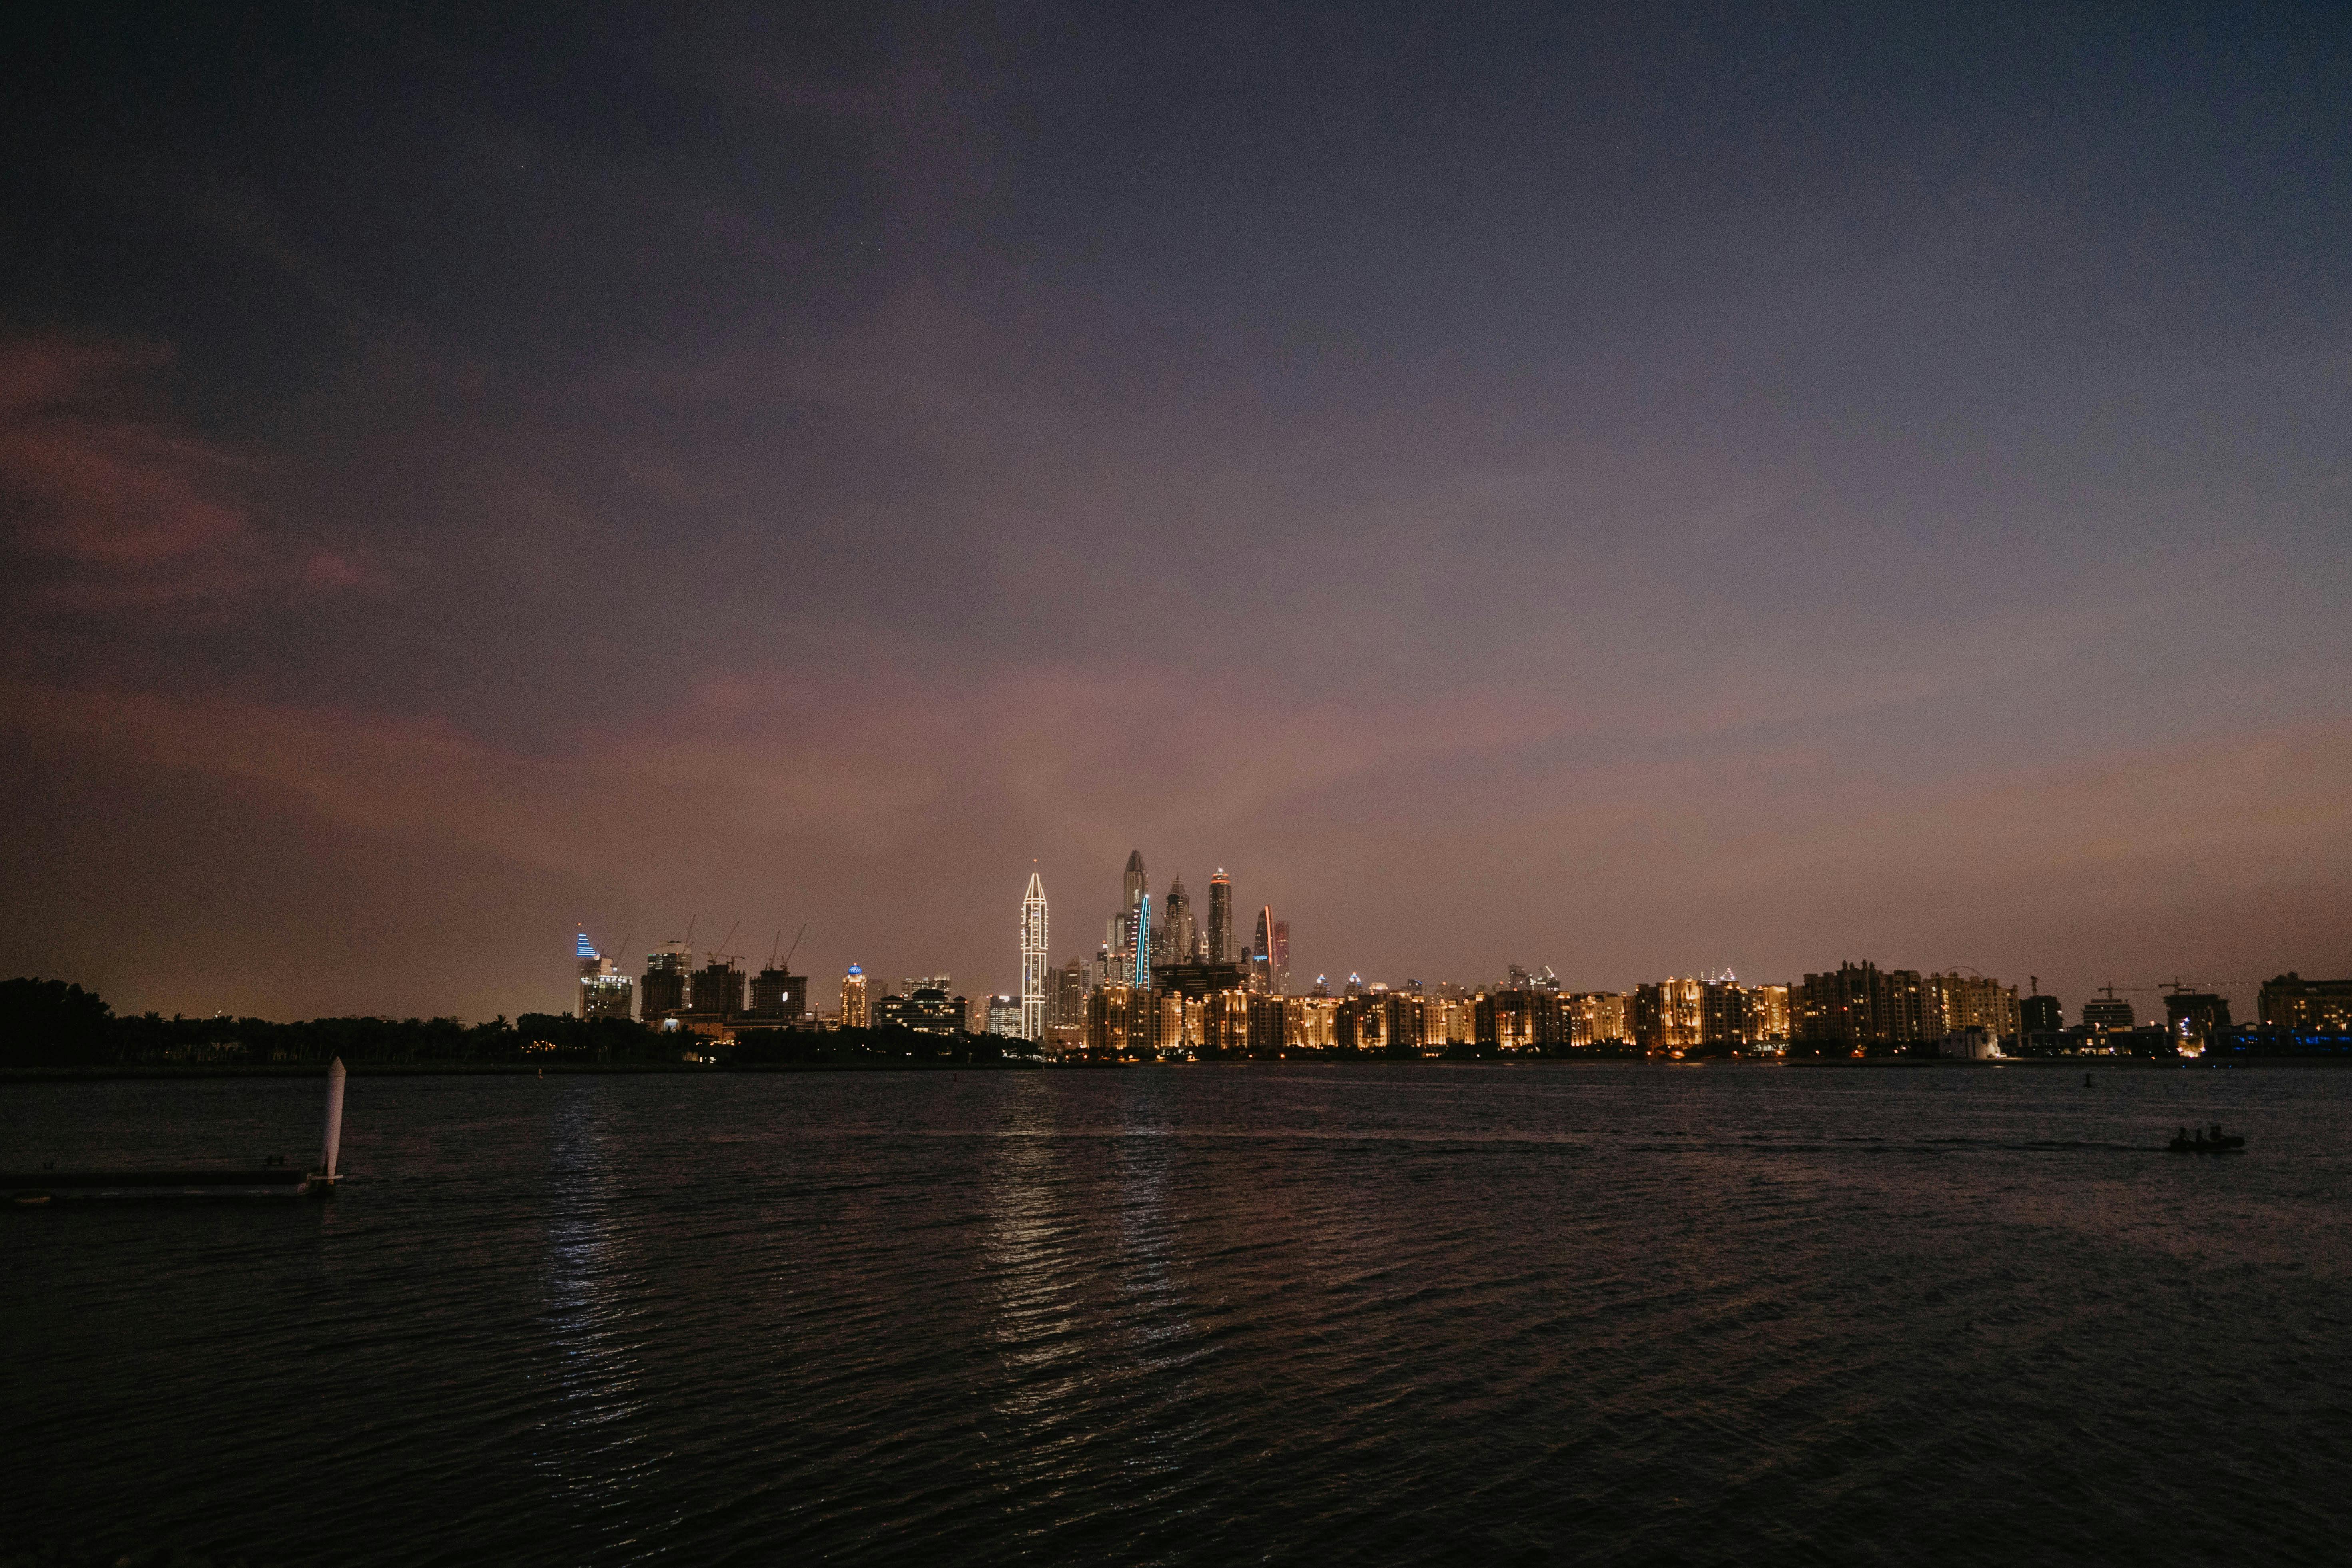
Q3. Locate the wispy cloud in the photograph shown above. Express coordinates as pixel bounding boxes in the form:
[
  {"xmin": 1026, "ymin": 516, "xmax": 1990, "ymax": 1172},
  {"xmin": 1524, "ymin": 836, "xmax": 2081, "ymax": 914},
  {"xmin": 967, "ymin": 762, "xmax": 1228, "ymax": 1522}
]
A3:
[{"xmin": 0, "ymin": 335, "xmax": 373, "ymax": 610}]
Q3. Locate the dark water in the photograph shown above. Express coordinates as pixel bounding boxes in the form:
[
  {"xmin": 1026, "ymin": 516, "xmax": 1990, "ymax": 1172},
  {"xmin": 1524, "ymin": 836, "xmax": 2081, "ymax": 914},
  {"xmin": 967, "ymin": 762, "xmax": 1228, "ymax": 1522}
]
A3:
[{"xmin": 6, "ymin": 1063, "xmax": 2350, "ymax": 1566}]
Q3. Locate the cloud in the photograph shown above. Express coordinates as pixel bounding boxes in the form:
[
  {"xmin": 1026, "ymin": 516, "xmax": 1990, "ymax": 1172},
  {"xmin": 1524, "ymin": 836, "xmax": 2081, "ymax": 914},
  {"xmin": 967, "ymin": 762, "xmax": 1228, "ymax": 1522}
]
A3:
[
  {"xmin": 0, "ymin": 335, "xmax": 373, "ymax": 609},
  {"xmin": 0, "ymin": 642, "xmax": 1538, "ymax": 886}
]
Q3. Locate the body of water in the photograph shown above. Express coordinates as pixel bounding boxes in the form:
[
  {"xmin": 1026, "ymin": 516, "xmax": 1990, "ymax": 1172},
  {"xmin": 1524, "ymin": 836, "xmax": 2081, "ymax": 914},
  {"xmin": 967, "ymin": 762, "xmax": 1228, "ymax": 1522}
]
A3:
[{"xmin": 6, "ymin": 1063, "xmax": 2349, "ymax": 1564}]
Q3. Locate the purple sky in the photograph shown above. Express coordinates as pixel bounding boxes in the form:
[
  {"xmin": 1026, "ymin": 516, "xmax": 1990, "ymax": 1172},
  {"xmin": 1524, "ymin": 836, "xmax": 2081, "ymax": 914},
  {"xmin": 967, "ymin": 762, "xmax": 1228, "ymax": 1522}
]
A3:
[{"xmin": 3, "ymin": 4, "xmax": 2348, "ymax": 1022}]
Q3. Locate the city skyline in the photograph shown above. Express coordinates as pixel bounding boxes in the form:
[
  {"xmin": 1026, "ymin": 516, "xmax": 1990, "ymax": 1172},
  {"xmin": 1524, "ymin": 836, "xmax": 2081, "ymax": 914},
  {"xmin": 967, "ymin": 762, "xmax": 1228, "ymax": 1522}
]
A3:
[
  {"xmin": 3, "ymin": 7, "xmax": 2348, "ymax": 1026},
  {"xmin": 559, "ymin": 853, "xmax": 2304, "ymax": 1039}
]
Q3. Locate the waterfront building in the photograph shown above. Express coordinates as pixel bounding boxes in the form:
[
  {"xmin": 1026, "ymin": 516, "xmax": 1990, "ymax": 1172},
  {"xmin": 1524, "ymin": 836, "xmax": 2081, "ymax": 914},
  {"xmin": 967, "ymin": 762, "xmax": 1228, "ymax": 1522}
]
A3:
[
  {"xmin": 2080, "ymin": 989, "xmax": 2135, "ymax": 1032},
  {"xmin": 1566, "ymin": 991, "xmax": 1632, "ymax": 1047},
  {"xmin": 1793, "ymin": 961, "xmax": 1928, "ymax": 1049},
  {"xmin": 691, "ymin": 956, "xmax": 746, "ymax": 1021},
  {"xmin": 1020, "ymin": 871, "xmax": 1048, "ymax": 1042},
  {"xmin": 882, "ymin": 986, "xmax": 962, "ymax": 1037},
  {"xmin": 640, "ymin": 940, "xmax": 694, "ymax": 1021},
  {"xmin": 1924, "ymin": 972, "xmax": 2021, "ymax": 1041},
  {"xmin": 1247, "ymin": 992, "xmax": 1287, "ymax": 1053},
  {"xmin": 1203, "ymin": 988, "xmax": 1251, "ymax": 1055},
  {"xmin": 840, "ymin": 965, "xmax": 871, "ymax": 1029},
  {"xmin": 1208, "ymin": 870, "xmax": 1233, "ymax": 963},
  {"xmin": 1744, "ymin": 984, "xmax": 1791, "ymax": 1044},
  {"xmin": 985, "ymin": 994, "xmax": 1023, "ymax": 1036},
  {"xmin": 1635, "ymin": 978, "xmax": 1704, "ymax": 1054},
  {"xmin": 1941, "ymin": 1025, "xmax": 2003, "ymax": 1060},
  {"xmin": 1476, "ymin": 988, "xmax": 1564, "ymax": 1052},
  {"xmin": 2021, "ymin": 991, "xmax": 2063, "ymax": 1033},
  {"xmin": 1285, "ymin": 994, "xmax": 1340, "ymax": 1050},
  {"xmin": 1086, "ymin": 983, "xmax": 1150, "ymax": 1057},
  {"xmin": 1339, "ymin": 991, "xmax": 1424, "ymax": 1054},
  {"xmin": 2163, "ymin": 989, "xmax": 2232, "ymax": 1050},
  {"xmin": 1157, "ymin": 991, "xmax": 1198, "ymax": 1054},
  {"xmin": 1048, "ymin": 958, "xmax": 1086, "ymax": 1041},
  {"xmin": 2259, "ymin": 974, "xmax": 2352, "ymax": 1032},
  {"xmin": 1429, "ymin": 993, "xmax": 1477, "ymax": 1047},
  {"xmin": 747, "ymin": 965, "xmax": 808, "ymax": 1023},
  {"xmin": 576, "ymin": 932, "xmax": 635, "ymax": 1021}
]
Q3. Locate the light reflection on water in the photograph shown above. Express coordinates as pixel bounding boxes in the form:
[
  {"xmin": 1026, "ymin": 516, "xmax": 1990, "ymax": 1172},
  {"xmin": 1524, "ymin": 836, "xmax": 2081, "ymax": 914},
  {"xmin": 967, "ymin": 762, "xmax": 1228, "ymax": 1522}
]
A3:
[{"xmin": 6, "ymin": 1063, "xmax": 2351, "ymax": 1566}]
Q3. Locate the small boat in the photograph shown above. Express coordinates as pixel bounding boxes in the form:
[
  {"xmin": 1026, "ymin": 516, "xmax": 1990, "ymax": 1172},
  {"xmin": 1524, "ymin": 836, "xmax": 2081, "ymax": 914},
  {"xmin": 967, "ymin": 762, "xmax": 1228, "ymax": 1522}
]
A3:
[{"xmin": 2168, "ymin": 1131, "xmax": 2246, "ymax": 1153}]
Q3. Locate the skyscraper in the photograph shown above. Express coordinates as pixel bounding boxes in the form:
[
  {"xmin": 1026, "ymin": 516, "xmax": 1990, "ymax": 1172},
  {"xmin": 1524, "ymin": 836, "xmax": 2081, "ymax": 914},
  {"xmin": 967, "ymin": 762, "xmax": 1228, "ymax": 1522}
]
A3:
[
  {"xmin": 840, "ymin": 964, "xmax": 870, "ymax": 1029},
  {"xmin": 1159, "ymin": 876, "xmax": 1196, "ymax": 968},
  {"xmin": 1271, "ymin": 919, "xmax": 1291, "ymax": 995},
  {"xmin": 1020, "ymin": 870, "xmax": 1048, "ymax": 1042},
  {"xmin": 640, "ymin": 940, "xmax": 693, "ymax": 1021},
  {"xmin": 748, "ymin": 965, "xmax": 807, "ymax": 1022},
  {"xmin": 1252, "ymin": 906, "xmax": 1274, "ymax": 992},
  {"xmin": 691, "ymin": 955, "xmax": 745, "ymax": 1021},
  {"xmin": 1123, "ymin": 850, "xmax": 1147, "ymax": 924},
  {"xmin": 1112, "ymin": 850, "xmax": 1148, "ymax": 986},
  {"xmin": 576, "ymin": 932, "xmax": 634, "ymax": 1020},
  {"xmin": 1134, "ymin": 892, "xmax": 1153, "ymax": 993},
  {"xmin": 1207, "ymin": 869, "xmax": 1233, "ymax": 963}
]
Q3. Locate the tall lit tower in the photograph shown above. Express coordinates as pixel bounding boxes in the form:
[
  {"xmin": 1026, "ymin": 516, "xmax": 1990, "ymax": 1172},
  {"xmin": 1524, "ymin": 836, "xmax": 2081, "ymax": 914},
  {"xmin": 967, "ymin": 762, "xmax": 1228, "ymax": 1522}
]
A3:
[
  {"xmin": 1207, "ymin": 869, "xmax": 1233, "ymax": 963},
  {"xmin": 576, "ymin": 931, "xmax": 634, "ymax": 1020},
  {"xmin": 1117, "ymin": 849, "xmax": 1148, "ymax": 986},
  {"xmin": 1123, "ymin": 850, "xmax": 1147, "ymax": 921},
  {"xmin": 1135, "ymin": 892, "xmax": 1153, "ymax": 993},
  {"xmin": 1253, "ymin": 906, "xmax": 1275, "ymax": 992},
  {"xmin": 1020, "ymin": 870, "xmax": 1048, "ymax": 1042},
  {"xmin": 841, "ymin": 964, "xmax": 870, "ymax": 1029}
]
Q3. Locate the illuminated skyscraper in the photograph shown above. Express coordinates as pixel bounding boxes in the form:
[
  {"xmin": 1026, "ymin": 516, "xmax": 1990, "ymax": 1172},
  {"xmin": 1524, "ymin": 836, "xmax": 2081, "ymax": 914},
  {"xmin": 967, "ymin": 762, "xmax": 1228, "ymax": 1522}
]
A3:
[
  {"xmin": 1207, "ymin": 869, "xmax": 1233, "ymax": 963},
  {"xmin": 576, "ymin": 932, "xmax": 634, "ymax": 1020},
  {"xmin": 1111, "ymin": 850, "xmax": 1148, "ymax": 986},
  {"xmin": 1252, "ymin": 906, "xmax": 1275, "ymax": 992},
  {"xmin": 1271, "ymin": 919, "xmax": 1291, "ymax": 995},
  {"xmin": 1135, "ymin": 892, "xmax": 1153, "ymax": 993},
  {"xmin": 1123, "ymin": 850, "xmax": 1147, "ymax": 924},
  {"xmin": 840, "ymin": 965, "xmax": 870, "ymax": 1029},
  {"xmin": 1020, "ymin": 870, "xmax": 1048, "ymax": 1042}
]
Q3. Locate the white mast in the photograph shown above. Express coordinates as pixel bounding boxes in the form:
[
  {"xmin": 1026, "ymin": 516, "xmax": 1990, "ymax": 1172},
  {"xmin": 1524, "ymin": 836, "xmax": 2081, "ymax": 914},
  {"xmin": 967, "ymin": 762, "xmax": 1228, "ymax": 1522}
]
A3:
[{"xmin": 319, "ymin": 1057, "xmax": 347, "ymax": 1183}]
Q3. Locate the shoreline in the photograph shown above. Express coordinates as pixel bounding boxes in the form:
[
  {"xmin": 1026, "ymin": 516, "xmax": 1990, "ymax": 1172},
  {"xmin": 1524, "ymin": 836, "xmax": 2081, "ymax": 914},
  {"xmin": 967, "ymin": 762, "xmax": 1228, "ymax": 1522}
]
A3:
[{"xmin": 3, "ymin": 1055, "xmax": 2340, "ymax": 1081}]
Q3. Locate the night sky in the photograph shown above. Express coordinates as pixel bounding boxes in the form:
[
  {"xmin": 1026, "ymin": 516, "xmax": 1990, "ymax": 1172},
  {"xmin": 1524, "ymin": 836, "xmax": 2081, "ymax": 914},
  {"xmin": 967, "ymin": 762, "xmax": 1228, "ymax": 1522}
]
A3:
[{"xmin": 4, "ymin": 3, "xmax": 2347, "ymax": 1021}]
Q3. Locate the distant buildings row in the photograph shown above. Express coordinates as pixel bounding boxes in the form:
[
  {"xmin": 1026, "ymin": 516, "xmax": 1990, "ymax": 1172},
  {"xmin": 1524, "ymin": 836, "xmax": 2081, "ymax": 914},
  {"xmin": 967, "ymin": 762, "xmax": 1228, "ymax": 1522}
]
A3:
[{"xmin": 570, "ymin": 872, "xmax": 2352, "ymax": 1061}]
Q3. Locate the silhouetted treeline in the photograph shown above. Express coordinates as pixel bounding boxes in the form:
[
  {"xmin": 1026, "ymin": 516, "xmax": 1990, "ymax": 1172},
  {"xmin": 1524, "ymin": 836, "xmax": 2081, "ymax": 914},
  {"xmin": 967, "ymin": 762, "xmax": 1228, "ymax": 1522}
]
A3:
[{"xmin": 0, "ymin": 977, "xmax": 1039, "ymax": 1069}]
